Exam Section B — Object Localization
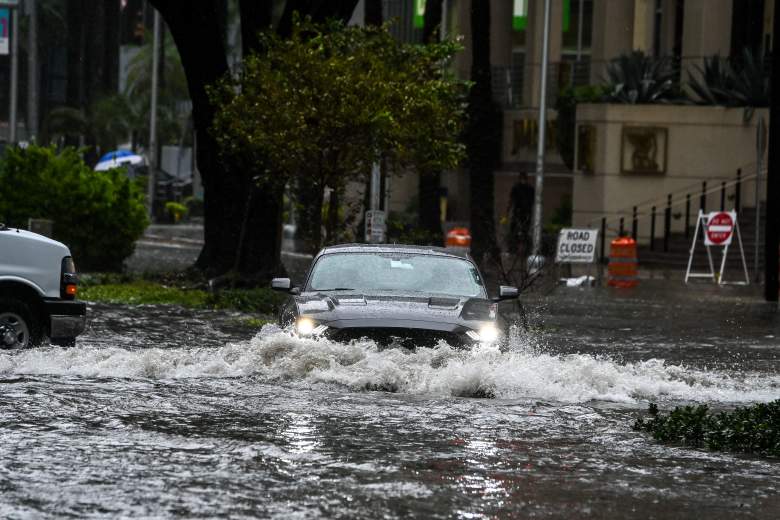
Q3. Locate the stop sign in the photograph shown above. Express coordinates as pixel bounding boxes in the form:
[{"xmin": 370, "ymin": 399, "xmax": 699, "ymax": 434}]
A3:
[{"xmin": 705, "ymin": 211, "xmax": 734, "ymax": 246}]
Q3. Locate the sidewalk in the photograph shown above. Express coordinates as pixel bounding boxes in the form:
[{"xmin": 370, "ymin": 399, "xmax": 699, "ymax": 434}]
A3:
[{"xmin": 126, "ymin": 224, "xmax": 312, "ymax": 280}]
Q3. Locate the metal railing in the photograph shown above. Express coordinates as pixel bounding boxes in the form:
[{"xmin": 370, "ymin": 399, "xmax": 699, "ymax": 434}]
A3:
[
  {"xmin": 492, "ymin": 59, "xmax": 591, "ymax": 109},
  {"xmin": 591, "ymin": 167, "xmax": 762, "ymax": 262}
]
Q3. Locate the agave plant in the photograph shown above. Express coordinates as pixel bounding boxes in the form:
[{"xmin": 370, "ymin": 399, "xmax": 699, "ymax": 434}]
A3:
[
  {"xmin": 685, "ymin": 49, "xmax": 769, "ymax": 120},
  {"xmin": 685, "ymin": 55, "xmax": 735, "ymax": 105},
  {"xmin": 729, "ymin": 48, "xmax": 770, "ymax": 110},
  {"xmin": 603, "ymin": 51, "xmax": 678, "ymax": 104}
]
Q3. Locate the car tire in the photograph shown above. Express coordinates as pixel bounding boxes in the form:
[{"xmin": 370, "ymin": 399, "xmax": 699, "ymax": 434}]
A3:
[{"xmin": 0, "ymin": 298, "xmax": 44, "ymax": 349}]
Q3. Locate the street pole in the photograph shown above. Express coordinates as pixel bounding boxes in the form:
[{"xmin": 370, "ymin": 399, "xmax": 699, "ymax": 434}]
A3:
[
  {"xmin": 147, "ymin": 9, "xmax": 162, "ymax": 220},
  {"xmin": 8, "ymin": 5, "xmax": 18, "ymax": 142},
  {"xmin": 531, "ymin": 0, "xmax": 552, "ymax": 257},
  {"xmin": 27, "ymin": 0, "xmax": 38, "ymax": 140},
  {"xmin": 370, "ymin": 162, "xmax": 380, "ymax": 211},
  {"xmin": 755, "ymin": 116, "xmax": 766, "ymax": 282},
  {"xmin": 764, "ymin": 0, "xmax": 780, "ymax": 302}
]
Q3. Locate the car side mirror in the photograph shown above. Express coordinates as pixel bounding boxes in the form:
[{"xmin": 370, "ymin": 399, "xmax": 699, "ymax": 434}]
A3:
[
  {"xmin": 494, "ymin": 285, "xmax": 519, "ymax": 301},
  {"xmin": 271, "ymin": 278, "xmax": 292, "ymax": 292}
]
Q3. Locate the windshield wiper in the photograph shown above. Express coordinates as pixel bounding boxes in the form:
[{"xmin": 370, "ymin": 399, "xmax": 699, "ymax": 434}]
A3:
[{"xmin": 314, "ymin": 287, "xmax": 354, "ymax": 291}]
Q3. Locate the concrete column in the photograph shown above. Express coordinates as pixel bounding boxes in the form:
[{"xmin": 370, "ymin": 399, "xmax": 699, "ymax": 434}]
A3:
[
  {"xmin": 632, "ymin": 0, "xmax": 655, "ymax": 52},
  {"xmin": 681, "ymin": 0, "xmax": 732, "ymax": 71},
  {"xmin": 490, "ymin": 0, "xmax": 513, "ymax": 67},
  {"xmin": 523, "ymin": 0, "xmax": 563, "ymax": 108},
  {"xmin": 590, "ymin": 0, "xmax": 634, "ymax": 83}
]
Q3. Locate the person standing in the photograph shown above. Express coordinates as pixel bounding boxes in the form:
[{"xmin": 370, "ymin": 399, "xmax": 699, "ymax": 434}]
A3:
[{"xmin": 507, "ymin": 173, "xmax": 535, "ymax": 254}]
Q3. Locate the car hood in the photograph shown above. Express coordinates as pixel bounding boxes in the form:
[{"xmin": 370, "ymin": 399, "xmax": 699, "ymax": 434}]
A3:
[{"xmin": 294, "ymin": 292, "xmax": 495, "ymax": 326}]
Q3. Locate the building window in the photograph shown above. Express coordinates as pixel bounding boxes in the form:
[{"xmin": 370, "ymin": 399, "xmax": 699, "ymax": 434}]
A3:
[{"xmin": 561, "ymin": 0, "xmax": 593, "ymax": 87}]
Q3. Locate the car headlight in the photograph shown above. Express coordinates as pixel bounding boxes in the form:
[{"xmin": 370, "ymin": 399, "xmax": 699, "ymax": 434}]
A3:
[
  {"xmin": 295, "ymin": 317, "xmax": 328, "ymax": 337},
  {"xmin": 466, "ymin": 324, "xmax": 500, "ymax": 343}
]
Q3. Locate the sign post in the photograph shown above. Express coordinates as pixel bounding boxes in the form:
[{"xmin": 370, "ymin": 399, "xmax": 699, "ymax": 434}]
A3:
[{"xmin": 685, "ymin": 210, "xmax": 749, "ymax": 285}]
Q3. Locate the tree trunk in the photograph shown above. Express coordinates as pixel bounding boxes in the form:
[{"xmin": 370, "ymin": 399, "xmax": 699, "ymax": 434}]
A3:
[
  {"xmin": 325, "ymin": 186, "xmax": 341, "ymax": 244},
  {"xmin": 418, "ymin": 1, "xmax": 445, "ymax": 242},
  {"xmin": 239, "ymin": 0, "xmax": 273, "ymax": 55},
  {"xmin": 149, "ymin": 0, "xmax": 234, "ymax": 275},
  {"xmin": 296, "ymin": 181, "xmax": 324, "ymax": 253},
  {"xmin": 465, "ymin": 0, "xmax": 501, "ymax": 264},
  {"xmin": 278, "ymin": 0, "xmax": 359, "ymax": 37},
  {"xmin": 364, "ymin": 0, "xmax": 383, "ymax": 26}
]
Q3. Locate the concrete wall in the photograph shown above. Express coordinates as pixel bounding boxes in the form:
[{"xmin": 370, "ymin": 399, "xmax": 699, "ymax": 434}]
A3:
[{"xmin": 573, "ymin": 104, "xmax": 768, "ymax": 244}]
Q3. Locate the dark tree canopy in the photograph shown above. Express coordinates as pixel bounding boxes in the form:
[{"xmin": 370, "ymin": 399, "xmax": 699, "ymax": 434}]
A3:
[{"xmin": 209, "ymin": 19, "xmax": 467, "ymax": 252}]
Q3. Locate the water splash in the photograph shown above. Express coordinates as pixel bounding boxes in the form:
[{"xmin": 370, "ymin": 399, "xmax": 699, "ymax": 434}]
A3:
[{"xmin": 0, "ymin": 325, "xmax": 776, "ymax": 404}]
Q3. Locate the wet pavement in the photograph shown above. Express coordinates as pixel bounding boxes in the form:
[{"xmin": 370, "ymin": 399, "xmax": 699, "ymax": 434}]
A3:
[{"xmin": 0, "ymin": 282, "xmax": 779, "ymax": 518}]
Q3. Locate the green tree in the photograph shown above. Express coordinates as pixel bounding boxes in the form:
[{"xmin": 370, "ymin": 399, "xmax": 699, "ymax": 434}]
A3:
[{"xmin": 209, "ymin": 19, "xmax": 467, "ymax": 252}]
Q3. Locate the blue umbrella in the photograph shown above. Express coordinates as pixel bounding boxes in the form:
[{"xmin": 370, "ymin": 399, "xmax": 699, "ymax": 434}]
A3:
[{"xmin": 98, "ymin": 150, "xmax": 135, "ymax": 163}]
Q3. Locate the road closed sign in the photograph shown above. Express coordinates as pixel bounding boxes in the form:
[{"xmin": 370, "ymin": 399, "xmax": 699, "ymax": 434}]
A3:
[
  {"xmin": 705, "ymin": 211, "xmax": 735, "ymax": 246},
  {"xmin": 556, "ymin": 228, "xmax": 599, "ymax": 263}
]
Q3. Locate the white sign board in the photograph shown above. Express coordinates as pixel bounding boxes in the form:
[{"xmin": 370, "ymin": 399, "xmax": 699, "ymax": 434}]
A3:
[
  {"xmin": 555, "ymin": 228, "xmax": 599, "ymax": 263},
  {"xmin": 0, "ymin": 8, "xmax": 9, "ymax": 56},
  {"xmin": 364, "ymin": 210, "xmax": 386, "ymax": 243},
  {"xmin": 704, "ymin": 211, "xmax": 736, "ymax": 246}
]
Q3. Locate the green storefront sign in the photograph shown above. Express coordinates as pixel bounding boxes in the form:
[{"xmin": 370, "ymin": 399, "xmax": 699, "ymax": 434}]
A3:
[
  {"xmin": 414, "ymin": 0, "xmax": 426, "ymax": 29},
  {"xmin": 513, "ymin": 0, "xmax": 570, "ymax": 32},
  {"xmin": 415, "ymin": 0, "xmax": 570, "ymax": 33}
]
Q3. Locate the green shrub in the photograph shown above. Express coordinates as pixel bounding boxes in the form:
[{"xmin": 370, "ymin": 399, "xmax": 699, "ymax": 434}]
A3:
[
  {"xmin": 0, "ymin": 145, "xmax": 149, "ymax": 271},
  {"xmin": 634, "ymin": 400, "xmax": 780, "ymax": 457},
  {"xmin": 165, "ymin": 201, "xmax": 188, "ymax": 223},
  {"xmin": 79, "ymin": 278, "xmax": 285, "ymax": 315}
]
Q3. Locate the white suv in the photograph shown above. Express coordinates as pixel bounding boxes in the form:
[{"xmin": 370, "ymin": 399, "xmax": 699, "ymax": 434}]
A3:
[{"xmin": 0, "ymin": 224, "xmax": 86, "ymax": 348}]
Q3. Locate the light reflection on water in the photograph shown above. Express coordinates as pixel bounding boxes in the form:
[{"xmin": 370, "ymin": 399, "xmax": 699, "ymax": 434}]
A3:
[{"xmin": 0, "ymin": 292, "xmax": 778, "ymax": 518}]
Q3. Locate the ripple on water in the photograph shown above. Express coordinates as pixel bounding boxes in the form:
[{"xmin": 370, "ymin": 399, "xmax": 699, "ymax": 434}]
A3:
[{"xmin": 0, "ymin": 324, "xmax": 776, "ymax": 405}]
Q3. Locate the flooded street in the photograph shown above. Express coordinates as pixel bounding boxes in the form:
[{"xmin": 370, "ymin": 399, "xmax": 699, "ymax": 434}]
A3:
[{"xmin": 1, "ymin": 283, "xmax": 779, "ymax": 518}]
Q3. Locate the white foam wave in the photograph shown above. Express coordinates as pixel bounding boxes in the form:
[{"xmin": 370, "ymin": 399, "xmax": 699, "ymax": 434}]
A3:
[{"xmin": 0, "ymin": 325, "xmax": 776, "ymax": 404}]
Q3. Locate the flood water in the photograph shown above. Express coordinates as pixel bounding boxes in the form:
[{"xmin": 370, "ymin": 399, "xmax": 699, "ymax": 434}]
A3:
[{"xmin": 1, "ymin": 282, "xmax": 779, "ymax": 518}]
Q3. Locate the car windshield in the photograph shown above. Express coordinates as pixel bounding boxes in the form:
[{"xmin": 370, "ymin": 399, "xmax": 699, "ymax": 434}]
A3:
[{"xmin": 307, "ymin": 252, "xmax": 486, "ymax": 298}]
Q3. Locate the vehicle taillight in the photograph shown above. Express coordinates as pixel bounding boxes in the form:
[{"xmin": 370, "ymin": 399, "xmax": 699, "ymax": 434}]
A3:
[{"xmin": 61, "ymin": 256, "xmax": 78, "ymax": 299}]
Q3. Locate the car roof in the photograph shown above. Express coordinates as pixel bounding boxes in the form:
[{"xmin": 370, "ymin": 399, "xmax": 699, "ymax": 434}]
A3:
[{"xmin": 317, "ymin": 243, "xmax": 472, "ymax": 260}]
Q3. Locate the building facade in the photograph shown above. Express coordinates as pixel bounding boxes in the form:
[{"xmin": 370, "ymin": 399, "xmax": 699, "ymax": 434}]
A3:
[{"xmin": 367, "ymin": 0, "xmax": 773, "ymax": 250}]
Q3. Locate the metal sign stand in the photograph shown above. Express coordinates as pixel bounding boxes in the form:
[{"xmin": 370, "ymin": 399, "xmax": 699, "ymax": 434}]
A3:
[{"xmin": 685, "ymin": 210, "xmax": 750, "ymax": 285}]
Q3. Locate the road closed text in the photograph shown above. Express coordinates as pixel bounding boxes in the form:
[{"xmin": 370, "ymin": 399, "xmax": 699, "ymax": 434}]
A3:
[{"xmin": 556, "ymin": 229, "xmax": 599, "ymax": 263}]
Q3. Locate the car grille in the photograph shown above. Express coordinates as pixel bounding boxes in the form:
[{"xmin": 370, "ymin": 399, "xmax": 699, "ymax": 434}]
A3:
[{"xmin": 326, "ymin": 328, "xmax": 469, "ymax": 349}]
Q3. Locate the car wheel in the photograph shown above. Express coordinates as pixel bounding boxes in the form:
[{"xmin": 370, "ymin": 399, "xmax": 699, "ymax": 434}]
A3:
[{"xmin": 0, "ymin": 298, "xmax": 43, "ymax": 349}]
